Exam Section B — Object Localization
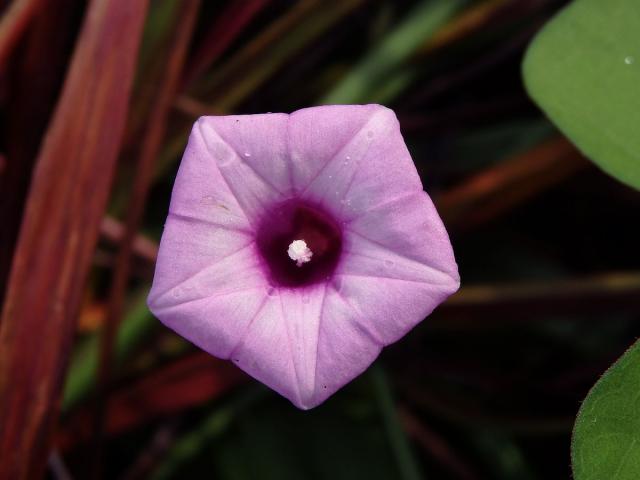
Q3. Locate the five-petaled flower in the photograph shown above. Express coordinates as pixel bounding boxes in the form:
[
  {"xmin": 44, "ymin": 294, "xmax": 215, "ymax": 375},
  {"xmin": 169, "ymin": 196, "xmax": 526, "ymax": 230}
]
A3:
[{"xmin": 148, "ymin": 104, "xmax": 459, "ymax": 409}]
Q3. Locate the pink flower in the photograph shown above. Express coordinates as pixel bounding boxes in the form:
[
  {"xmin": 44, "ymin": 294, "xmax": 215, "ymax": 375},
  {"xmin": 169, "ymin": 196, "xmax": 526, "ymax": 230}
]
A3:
[{"xmin": 148, "ymin": 104, "xmax": 459, "ymax": 409}]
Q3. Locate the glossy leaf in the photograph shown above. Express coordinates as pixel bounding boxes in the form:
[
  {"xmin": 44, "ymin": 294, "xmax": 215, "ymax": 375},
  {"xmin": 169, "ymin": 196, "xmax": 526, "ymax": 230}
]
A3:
[
  {"xmin": 572, "ymin": 340, "xmax": 640, "ymax": 480},
  {"xmin": 523, "ymin": 0, "xmax": 640, "ymax": 190}
]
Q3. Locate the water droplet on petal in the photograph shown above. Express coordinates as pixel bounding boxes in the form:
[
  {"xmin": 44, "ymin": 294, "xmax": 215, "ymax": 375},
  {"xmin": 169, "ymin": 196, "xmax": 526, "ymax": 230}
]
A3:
[
  {"xmin": 267, "ymin": 287, "xmax": 276, "ymax": 297},
  {"xmin": 384, "ymin": 260, "xmax": 394, "ymax": 268},
  {"xmin": 333, "ymin": 276, "xmax": 343, "ymax": 292},
  {"xmin": 244, "ymin": 152, "xmax": 251, "ymax": 158},
  {"xmin": 367, "ymin": 130, "xmax": 374, "ymax": 138},
  {"xmin": 625, "ymin": 56, "xmax": 634, "ymax": 65},
  {"xmin": 344, "ymin": 156, "xmax": 351, "ymax": 164}
]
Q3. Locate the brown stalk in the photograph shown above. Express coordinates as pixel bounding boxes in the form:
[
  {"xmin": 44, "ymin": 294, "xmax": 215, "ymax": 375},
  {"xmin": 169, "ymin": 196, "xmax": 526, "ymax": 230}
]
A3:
[
  {"xmin": 438, "ymin": 271, "xmax": 640, "ymax": 321},
  {"xmin": 100, "ymin": 215, "xmax": 158, "ymax": 264},
  {"xmin": 176, "ymin": 0, "xmax": 365, "ymax": 115},
  {"xmin": 403, "ymin": 384, "xmax": 574, "ymax": 435},
  {"xmin": 91, "ymin": 0, "xmax": 201, "ymax": 475},
  {"xmin": 0, "ymin": 0, "xmax": 43, "ymax": 71},
  {"xmin": 180, "ymin": 0, "xmax": 271, "ymax": 89},
  {"xmin": 120, "ymin": 422, "xmax": 180, "ymax": 480},
  {"xmin": 435, "ymin": 137, "xmax": 588, "ymax": 231},
  {"xmin": 421, "ymin": 0, "xmax": 509, "ymax": 53},
  {"xmin": 0, "ymin": 0, "xmax": 148, "ymax": 477},
  {"xmin": 57, "ymin": 352, "xmax": 244, "ymax": 452},
  {"xmin": 187, "ymin": 0, "xmax": 320, "ymax": 101},
  {"xmin": 399, "ymin": 406, "xmax": 479, "ymax": 480}
]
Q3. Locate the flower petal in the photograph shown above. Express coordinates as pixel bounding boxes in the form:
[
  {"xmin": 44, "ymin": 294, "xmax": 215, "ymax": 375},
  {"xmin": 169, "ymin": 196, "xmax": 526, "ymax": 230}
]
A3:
[
  {"xmin": 345, "ymin": 191, "xmax": 459, "ymax": 279},
  {"xmin": 148, "ymin": 212, "xmax": 258, "ymax": 303},
  {"xmin": 309, "ymin": 286, "xmax": 382, "ymax": 407},
  {"xmin": 150, "ymin": 288, "xmax": 268, "ymax": 359},
  {"xmin": 276, "ymin": 285, "xmax": 325, "ymax": 407},
  {"xmin": 197, "ymin": 115, "xmax": 289, "ymax": 225},
  {"xmin": 168, "ymin": 122, "xmax": 252, "ymax": 232},
  {"xmin": 228, "ymin": 295, "xmax": 301, "ymax": 405},
  {"xmin": 297, "ymin": 105, "xmax": 423, "ymax": 220},
  {"xmin": 335, "ymin": 190, "xmax": 459, "ymax": 345},
  {"xmin": 288, "ymin": 104, "xmax": 382, "ymax": 194},
  {"xmin": 332, "ymin": 273, "xmax": 453, "ymax": 346}
]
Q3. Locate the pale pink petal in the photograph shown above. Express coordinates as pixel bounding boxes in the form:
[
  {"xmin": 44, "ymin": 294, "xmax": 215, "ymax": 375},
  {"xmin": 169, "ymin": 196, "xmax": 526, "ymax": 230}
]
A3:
[
  {"xmin": 148, "ymin": 215, "xmax": 255, "ymax": 305},
  {"xmin": 336, "ymin": 191, "xmax": 459, "ymax": 345},
  {"xmin": 276, "ymin": 285, "xmax": 326, "ymax": 407},
  {"xmin": 346, "ymin": 191, "xmax": 459, "ymax": 278},
  {"xmin": 298, "ymin": 105, "xmax": 423, "ymax": 219},
  {"xmin": 228, "ymin": 295, "xmax": 301, "ymax": 405},
  {"xmin": 288, "ymin": 104, "xmax": 381, "ymax": 194},
  {"xmin": 168, "ymin": 121, "xmax": 252, "ymax": 232},
  {"xmin": 309, "ymin": 287, "xmax": 382, "ymax": 407},
  {"xmin": 150, "ymin": 288, "xmax": 268, "ymax": 359},
  {"xmin": 197, "ymin": 116, "xmax": 287, "ymax": 225}
]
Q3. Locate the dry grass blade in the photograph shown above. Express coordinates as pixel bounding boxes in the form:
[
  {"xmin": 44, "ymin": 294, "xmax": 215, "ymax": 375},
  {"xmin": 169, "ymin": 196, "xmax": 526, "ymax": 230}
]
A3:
[
  {"xmin": 92, "ymin": 0, "xmax": 201, "ymax": 474},
  {"xmin": 0, "ymin": 0, "xmax": 79, "ymax": 304},
  {"xmin": 421, "ymin": 0, "xmax": 508, "ymax": 53},
  {"xmin": 186, "ymin": 0, "xmax": 319, "ymax": 103},
  {"xmin": 436, "ymin": 137, "xmax": 588, "ymax": 231},
  {"xmin": 0, "ymin": 0, "xmax": 148, "ymax": 477},
  {"xmin": 181, "ymin": 0, "xmax": 365, "ymax": 112},
  {"xmin": 181, "ymin": 0, "xmax": 270, "ymax": 89},
  {"xmin": 399, "ymin": 406, "xmax": 479, "ymax": 480},
  {"xmin": 100, "ymin": 216, "xmax": 158, "ymax": 264},
  {"xmin": 439, "ymin": 271, "xmax": 640, "ymax": 321},
  {"xmin": 0, "ymin": 0, "xmax": 43, "ymax": 71}
]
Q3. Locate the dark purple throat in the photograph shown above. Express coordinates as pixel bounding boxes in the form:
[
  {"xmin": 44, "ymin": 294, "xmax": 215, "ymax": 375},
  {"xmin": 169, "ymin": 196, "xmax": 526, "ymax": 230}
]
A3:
[{"xmin": 256, "ymin": 200, "xmax": 343, "ymax": 288}]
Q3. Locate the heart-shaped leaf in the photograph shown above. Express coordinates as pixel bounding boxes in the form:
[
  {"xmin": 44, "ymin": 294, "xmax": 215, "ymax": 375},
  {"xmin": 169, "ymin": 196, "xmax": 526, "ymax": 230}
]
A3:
[
  {"xmin": 572, "ymin": 340, "xmax": 640, "ymax": 480},
  {"xmin": 523, "ymin": 0, "xmax": 640, "ymax": 190}
]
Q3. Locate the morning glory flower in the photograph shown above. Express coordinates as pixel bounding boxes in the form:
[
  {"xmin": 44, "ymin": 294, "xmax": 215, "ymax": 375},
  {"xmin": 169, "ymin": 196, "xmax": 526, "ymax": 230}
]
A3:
[{"xmin": 148, "ymin": 104, "xmax": 459, "ymax": 409}]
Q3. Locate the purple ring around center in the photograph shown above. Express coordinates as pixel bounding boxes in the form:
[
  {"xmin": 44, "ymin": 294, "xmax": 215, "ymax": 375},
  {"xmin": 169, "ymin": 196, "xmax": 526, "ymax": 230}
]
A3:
[{"xmin": 255, "ymin": 199, "xmax": 343, "ymax": 288}]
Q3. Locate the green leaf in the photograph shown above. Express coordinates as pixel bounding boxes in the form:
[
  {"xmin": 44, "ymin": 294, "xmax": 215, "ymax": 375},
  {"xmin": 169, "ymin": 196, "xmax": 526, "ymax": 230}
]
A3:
[
  {"xmin": 523, "ymin": 0, "xmax": 640, "ymax": 190},
  {"xmin": 572, "ymin": 340, "xmax": 640, "ymax": 480}
]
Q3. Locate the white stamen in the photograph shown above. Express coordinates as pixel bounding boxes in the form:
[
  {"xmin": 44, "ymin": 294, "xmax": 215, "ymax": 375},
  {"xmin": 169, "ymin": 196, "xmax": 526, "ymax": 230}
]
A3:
[{"xmin": 287, "ymin": 239, "xmax": 313, "ymax": 267}]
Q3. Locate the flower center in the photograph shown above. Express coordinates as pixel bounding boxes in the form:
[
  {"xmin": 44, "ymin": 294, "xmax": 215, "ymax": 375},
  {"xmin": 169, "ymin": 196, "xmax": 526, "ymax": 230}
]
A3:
[
  {"xmin": 287, "ymin": 239, "xmax": 313, "ymax": 267},
  {"xmin": 256, "ymin": 200, "xmax": 343, "ymax": 288}
]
